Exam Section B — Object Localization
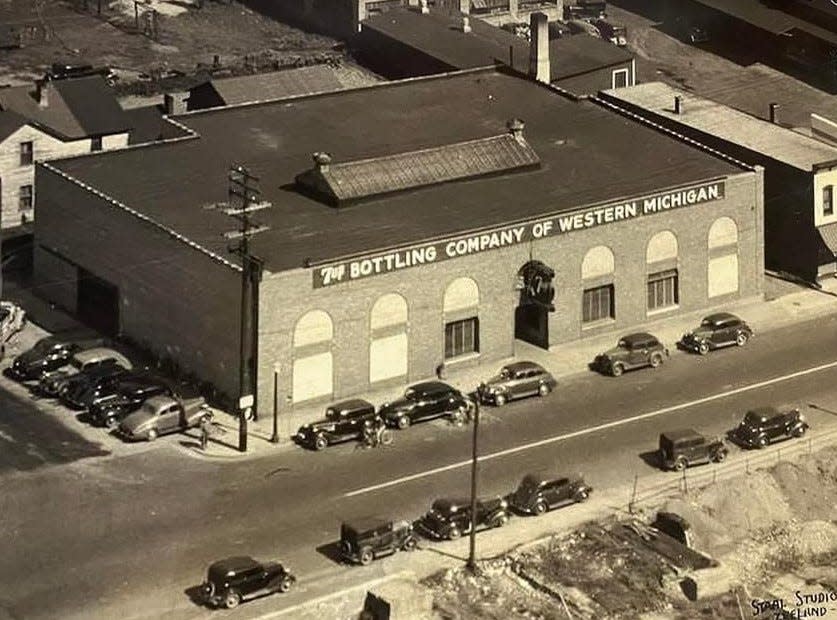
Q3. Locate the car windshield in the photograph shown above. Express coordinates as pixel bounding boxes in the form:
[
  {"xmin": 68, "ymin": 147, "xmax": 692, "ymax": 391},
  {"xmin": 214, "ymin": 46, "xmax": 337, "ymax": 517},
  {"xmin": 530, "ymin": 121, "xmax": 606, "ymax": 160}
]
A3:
[
  {"xmin": 499, "ymin": 368, "xmax": 511, "ymax": 379},
  {"xmin": 404, "ymin": 388, "xmax": 418, "ymax": 400},
  {"xmin": 700, "ymin": 319, "xmax": 716, "ymax": 328},
  {"xmin": 70, "ymin": 358, "xmax": 85, "ymax": 370},
  {"xmin": 617, "ymin": 339, "xmax": 627, "ymax": 348},
  {"xmin": 744, "ymin": 412, "xmax": 766, "ymax": 425}
]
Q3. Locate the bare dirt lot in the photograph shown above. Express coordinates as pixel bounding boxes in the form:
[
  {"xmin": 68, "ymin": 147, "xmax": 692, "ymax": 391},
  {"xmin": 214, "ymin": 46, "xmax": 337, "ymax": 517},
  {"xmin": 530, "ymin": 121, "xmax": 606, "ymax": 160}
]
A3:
[{"xmin": 426, "ymin": 446, "xmax": 837, "ymax": 619}]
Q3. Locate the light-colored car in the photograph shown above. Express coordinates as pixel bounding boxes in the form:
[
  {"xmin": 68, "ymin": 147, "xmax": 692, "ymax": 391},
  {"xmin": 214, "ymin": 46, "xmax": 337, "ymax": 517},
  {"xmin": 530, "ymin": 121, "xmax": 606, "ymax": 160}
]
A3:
[
  {"xmin": 117, "ymin": 394, "xmax": 211, "ymax": 441},
  {"xmin": 37, "ymin": 347, "xmax": 133, "ymax": 397},
  {"xmin": 478, "ymin": 361, "xmax": 556, "ymax": 406},
  {"xmin": 0, "ymin": 301, "xmax": 26, "ymax": 343}
]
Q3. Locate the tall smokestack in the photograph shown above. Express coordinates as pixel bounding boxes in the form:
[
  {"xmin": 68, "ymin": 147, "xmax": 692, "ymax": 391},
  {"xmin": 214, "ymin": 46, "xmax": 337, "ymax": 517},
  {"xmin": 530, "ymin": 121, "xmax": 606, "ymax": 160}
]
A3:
[{"xmin": 529, "ymin": 12, "xmax": 549, "ymax": 84}]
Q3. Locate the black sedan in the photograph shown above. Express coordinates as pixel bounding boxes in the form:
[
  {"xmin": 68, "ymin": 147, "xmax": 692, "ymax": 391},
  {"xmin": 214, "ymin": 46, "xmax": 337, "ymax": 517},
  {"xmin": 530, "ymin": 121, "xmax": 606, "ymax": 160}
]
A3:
[
  {"xmin": 379, "ymin": 381, "xmax": 474, "ymax": 430},
  {"xmin": 59, "ymin": 365, "xmax": 130, "ymax": 410},
  {"xmin": 508, "ymin": 471, "xmax": 591, "ymax": 515},
  {"xmin": 678, "ymin": 312, "xmax": 752, "ymax": 355},
  {"xmin": 5, "ymin": 338, "xmax": 81, "ymax": 382},
  {"xmin": 88, "ymin": 374, "xmax": 174, "ymax": 428},
  {"xmin": 730, "ymin": 407, "xmax": 808, "ymax": 449},
  {"xmin": 295, "ymin": 399, "xmax": 380, "ymax": 450}
]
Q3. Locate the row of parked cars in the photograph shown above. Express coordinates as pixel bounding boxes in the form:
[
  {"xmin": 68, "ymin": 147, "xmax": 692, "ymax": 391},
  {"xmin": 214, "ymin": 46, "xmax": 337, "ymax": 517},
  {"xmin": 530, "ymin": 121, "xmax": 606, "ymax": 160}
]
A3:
[{"xmin": 4, "ymin": 336, "xmax": 211, "ymax": 442}]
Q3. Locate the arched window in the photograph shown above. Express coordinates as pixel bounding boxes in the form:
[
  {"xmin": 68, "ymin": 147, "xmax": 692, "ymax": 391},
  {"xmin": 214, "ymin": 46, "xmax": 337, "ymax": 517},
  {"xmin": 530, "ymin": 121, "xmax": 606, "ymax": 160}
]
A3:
[
  {"xmin": 581, "ymin": 246, "xmax": 615, "ymax": 324},
  {"xmin": 708, "ymin": 217, "xmax": 739, "ymax": 297},
  {"xmin": 369, "ymin": 294, "xmax": 408, "ymax": 383},
  {"xmin": 292, "ymin": 310, "xmax": 333, "ymax": 403},
  {"xmin": 443, "ymin": 277, "xmax": 479, "ymax": 359},
  {"xmin": 646, "ymin": 231, "xmax": 679, "ymax": 312}
]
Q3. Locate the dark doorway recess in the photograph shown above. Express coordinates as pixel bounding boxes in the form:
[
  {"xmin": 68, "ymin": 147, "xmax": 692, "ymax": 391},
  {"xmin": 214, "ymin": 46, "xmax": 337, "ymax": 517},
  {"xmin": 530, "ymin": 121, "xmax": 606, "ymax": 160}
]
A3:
[{"xmin": 77, "ymin": 267, "xmax": 119, "ymax": 337}]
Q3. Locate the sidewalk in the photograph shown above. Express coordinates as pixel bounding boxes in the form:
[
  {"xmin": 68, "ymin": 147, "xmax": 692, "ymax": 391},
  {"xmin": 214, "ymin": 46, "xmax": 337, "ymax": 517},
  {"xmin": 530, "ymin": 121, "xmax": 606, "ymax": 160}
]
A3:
[{"xmin": 193, "ymin": 274, "xmax": 837, "ymax": 460}]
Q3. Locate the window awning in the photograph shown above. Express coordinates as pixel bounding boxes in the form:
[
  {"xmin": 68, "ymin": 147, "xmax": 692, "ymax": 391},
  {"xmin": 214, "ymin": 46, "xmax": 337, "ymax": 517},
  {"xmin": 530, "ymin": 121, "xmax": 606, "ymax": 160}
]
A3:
[{"xmin": 818, "ymin": 222, "xmax": 837, "ymax": 254}]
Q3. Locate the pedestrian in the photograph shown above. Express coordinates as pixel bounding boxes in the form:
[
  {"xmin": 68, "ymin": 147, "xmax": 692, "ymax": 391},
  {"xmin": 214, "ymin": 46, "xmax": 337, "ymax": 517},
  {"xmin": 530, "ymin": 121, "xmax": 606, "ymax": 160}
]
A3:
[
  {"xmin": 435, "ymin": 362, "xmax": 446, "ymax": 380},
  {"xmin": 200, "ymin": 417, "xmax": 210, "ymax": 451}
]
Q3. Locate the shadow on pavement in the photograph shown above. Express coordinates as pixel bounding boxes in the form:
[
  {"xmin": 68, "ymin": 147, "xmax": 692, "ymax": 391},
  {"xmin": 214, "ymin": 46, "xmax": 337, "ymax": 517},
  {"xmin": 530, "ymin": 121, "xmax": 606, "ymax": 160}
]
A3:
[
  {"xmin": 183, "ymin": 585, "xmax": 206, "ymax": 608},
  {"xmin": 638, "ymin": 450, "xmax": 663, "ymax": 469},
  {"xmin": 315, "ymin": 541, "xmax": 345, "ymax": 565}
]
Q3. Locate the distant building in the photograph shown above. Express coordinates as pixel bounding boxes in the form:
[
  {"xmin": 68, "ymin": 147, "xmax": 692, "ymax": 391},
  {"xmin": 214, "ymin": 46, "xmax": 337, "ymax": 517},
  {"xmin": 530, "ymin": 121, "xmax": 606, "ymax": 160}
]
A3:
[
  {"xmin": 600, "ymin": 82, "xmax": 837, "ymax": 282},
  {"xmin": 356, "ymin": 7, "xmax": 634, "ymax": 95}
]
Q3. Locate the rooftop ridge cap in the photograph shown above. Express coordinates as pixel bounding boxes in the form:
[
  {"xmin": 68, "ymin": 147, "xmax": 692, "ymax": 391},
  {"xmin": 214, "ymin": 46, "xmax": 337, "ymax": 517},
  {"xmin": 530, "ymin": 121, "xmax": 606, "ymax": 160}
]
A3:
[
  {"xmin": 172, "ymin": 66, "xmax": 499, "ymax": 118},
  {"xmin": 590, "ymin": 94, "xmax": 754, "ymax": 172},
  {"xmin": 39, "ymin": 161, "xmax": 241, "ymax": 273}
]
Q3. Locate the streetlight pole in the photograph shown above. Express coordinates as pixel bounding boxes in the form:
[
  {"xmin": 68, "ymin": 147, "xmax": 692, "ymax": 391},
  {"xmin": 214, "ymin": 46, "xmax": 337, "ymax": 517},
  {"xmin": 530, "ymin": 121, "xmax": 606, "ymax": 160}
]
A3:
[
  {"xmin": 270, "ymin": 364, "xmax": 280, "ymax": 444},
  {"xmin": 467, "ymin": 401, "xmax": 480, "ymax": 573}
]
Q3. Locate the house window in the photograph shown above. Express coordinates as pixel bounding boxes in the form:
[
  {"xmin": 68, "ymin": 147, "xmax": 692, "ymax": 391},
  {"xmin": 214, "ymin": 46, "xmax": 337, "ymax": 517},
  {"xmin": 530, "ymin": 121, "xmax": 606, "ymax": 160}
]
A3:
[
  {"xmin": 825, "ymin": 185, "xmax": 834, "ymax": 217},
  {"xmin": 647, "ymin": 269, "xmax": 679, "ymax": 311},
  {"xmin": 91, "ymin": 136, "xmax": 102, "ymax": 152},
  {"xmin": 19, "ymin": 141, "xmax": 33, "ymax": 166},
  {"xmin": 444, "ymin": 317, "xmax": 478, "ymax": 359},
  {"xmin": 582, "ymin": 284, "xmax": 614, "ymax": 323},
  {"xmin": 19, "ymin": 184, "xmax": 33, "ymax": 211}
]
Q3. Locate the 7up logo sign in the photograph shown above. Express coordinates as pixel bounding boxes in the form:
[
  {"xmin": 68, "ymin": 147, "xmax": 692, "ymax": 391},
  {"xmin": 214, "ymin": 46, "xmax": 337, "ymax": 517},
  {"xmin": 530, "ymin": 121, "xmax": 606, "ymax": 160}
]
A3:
[{"xmin": 318, "ymin": 264, "xmax": 346, "ymax": 286}]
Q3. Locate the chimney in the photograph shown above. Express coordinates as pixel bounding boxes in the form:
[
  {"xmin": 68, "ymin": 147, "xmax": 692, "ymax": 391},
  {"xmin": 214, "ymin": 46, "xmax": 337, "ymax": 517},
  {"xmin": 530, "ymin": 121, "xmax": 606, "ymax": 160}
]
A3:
[
  {"xmin": 419, "ymin": 0, "xmax": 429, "ymax": 14},
  {"xmin": 459, "ymin": 0, "xmax": 470, "ymax": 14},
  {"xmin": 674, "ymin": 95, "xmax": 682, "ymax": 115},
  {"xmin": 507, "ymin": 118, "xmax": 525, "ymax": 142},
  {"xmin": 35, "ymin": 78, "xmax": 50, "ymax": 108},
  {"xmin": 769, "ymin": 102, "xmax": 780, "ymax": 124},
  {"xmin": 461, "ymin": 16, "xmax": 472, "ymax": 33},
  {"xmin": 313, "ymin": 152, "xmax": 333, "ymax": 173},
  {"xmin": 163, "ymin": 92, "xmax": 188, "ymax": 115},
  {"xmin": 528, "ymin": 12, "xmax": 550, "ymax": 83}
]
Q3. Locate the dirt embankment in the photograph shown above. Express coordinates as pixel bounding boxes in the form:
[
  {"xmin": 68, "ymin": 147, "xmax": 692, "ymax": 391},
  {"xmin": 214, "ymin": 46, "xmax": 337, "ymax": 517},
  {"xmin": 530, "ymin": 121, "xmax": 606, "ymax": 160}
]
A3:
[{"xmin": 426, "ymin": 447, "xmax": 837, "ymax": 619}]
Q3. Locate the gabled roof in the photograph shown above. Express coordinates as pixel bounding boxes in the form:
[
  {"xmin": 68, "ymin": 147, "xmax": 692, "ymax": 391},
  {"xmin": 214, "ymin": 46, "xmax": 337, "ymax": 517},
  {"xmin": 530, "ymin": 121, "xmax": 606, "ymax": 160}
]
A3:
[
  {"xmin": 361, "ymin": 7, "xmax": 632, "ymax": 82},
  {"xmin": 295, "ymin": 130, "xmax": 540, "ymax": 205},
  {"xmin": 0, "ymin": 75, "xmax": 129, "ymax": 140},
  {"xmin": 601, "ymin": 82, "xmax": 837, "ymax": 172},
  {"xmin": 199, "ymin": 66, "xmax": 345, "ymax": 106},
  {"xmin": 0, "ymin": 109, "xmax": 28, "ymax": 142}
]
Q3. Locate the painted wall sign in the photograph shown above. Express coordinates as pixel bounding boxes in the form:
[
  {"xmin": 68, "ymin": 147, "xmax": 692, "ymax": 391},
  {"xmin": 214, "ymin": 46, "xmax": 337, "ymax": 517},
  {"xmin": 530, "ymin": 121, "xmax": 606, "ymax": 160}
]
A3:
[{"xmin": 313, "ymin": 180, "xmax": 725, "ymax": 288}]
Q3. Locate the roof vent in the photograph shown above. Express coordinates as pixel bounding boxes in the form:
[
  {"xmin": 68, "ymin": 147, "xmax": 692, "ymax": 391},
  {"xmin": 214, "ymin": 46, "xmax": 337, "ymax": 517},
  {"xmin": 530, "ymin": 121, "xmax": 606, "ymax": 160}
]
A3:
[
  {"xmin": 769, "ymin": 102, "xmax": 780, "ymax": 124},
  {"xmin": 312, "ymin": 151, "xmax": 332, "ymax": 173},
  {"xmin": 419, "ymin": 0, "xmax": 430, "ymax": 14},
  {"xmin": 507, "ymin": 118, "xmax": 525, "ymax": 141},
  {"xmin": 674, "ymin": 95, "xmax": 682, "ymax": 115},
  {"xmin": 461, "ymin": 16, "xmax": 472, "ymax": 33}
]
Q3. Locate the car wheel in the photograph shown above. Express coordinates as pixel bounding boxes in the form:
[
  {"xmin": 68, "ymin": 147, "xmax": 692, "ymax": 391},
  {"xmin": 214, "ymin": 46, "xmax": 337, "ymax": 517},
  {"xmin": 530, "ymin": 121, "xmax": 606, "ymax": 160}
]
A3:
[
  {"xmin": 359, "ymin": 548, "xmax": 374, "ymax": 566},
  {"xmin": 534, "ymin": 500, "xmax": 548, "ymax": 515},
  {"xmin": 105, "ymin": 418, "xmax": 118, "ymax": 430},
  {"xmin": 494, "ymin": 393, "xmax": 507, "ymax": 407},
  {"xmin": 757, "ymin": 436, "xmax": 768, "ymax": 449},
  {"xmin": 279, "ymin": 577, "xmax": 293, "ymax": 593},
  {"xmin": 380, "ymin": 429, "xmax": 394, "ymax": 445},
  {"xmin": 448, "ymin": 527, "xmax": 461, "ymax": 540},
  {"xmin": 147, "ymin": 428, "xmax": 158, "ymax": 442},
  {"xmin": 200, "ymin": 412, "xmax": 212, "ymax": 425},
  {"xmin": 698, "ymin": 341, "xmax": 710, "ymax": 355},
  {"xmin": 538, "ymin": 383, "xmax": 551, "ymax": 397},
  {"xmin": 611, "ymin": 363, "xmax": 624, "ymax": 377},
  {"xmin": 397, "ymin": 415, "xmax": 410, "ymax": 430},
  {"xmin": 712, "ymin": 449, "xmax": 727, "ymax": 463},
  {"xmin": 649, "ymin": 353, "xmax": 663, "ymax": 368},
  {"xmin": 736, "ymin": 332, "xmax": 749, "ymax": 347},
  {"xmin": 673, "ymin": 456, "xmax": 687, "ymax": 471},
  {"xmin": 314, "ymin": 434, "xmax": 328, "ymax": 451},
  {"xmin": 574, "ymin": 489, "xmax": 589, "ymax": 502},
  {"xmin": 224, "ymin": 591, "xmax": 241, "ymax": 609},
  {"xmin": 793, "ymin": 425, "xmax": 807, "ymax": 438},
  {"xmin": 402, "ymin": 537, "xmax": 417, "ymax": 551}
]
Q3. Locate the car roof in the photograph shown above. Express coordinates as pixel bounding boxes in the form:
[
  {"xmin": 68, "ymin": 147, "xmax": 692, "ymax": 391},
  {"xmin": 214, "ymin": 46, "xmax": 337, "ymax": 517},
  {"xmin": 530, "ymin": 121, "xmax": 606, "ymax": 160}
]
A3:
[
  {"xmin": 503, "ymin": 361, "xmax": 544, "ymax": 373},
  {"xmin": 746, "ymin": 406, "xmax": 780, "ymax": 420},
  {"xmin": 328, "ymin": 398, "xmax": 374, "ymax": 413},
  {"xmin": 432, "ymin": 498, "xmax": 471, "ymax": 512},
  {"xmin": 522, "ymin": 470, "xmax": 579, "ymax": 485},
  {"xmin": 660, "ymin": 428, "xmax": 703, "ymax": 442},
  {"xmin": 409, "ymin": 381, "xmax": 452, "ymax": 394},
  {"xmin": 209, "ymin": 556, "xmax": 260, "ymax": 574},
  {"xmin": 703, "ymin": 312, "xmax": 739, "ymax": 324},
  {"xmin": 620, "ymin": 332, "xmax": 657, "ymax": 345},
  {"xmin": 72, "ymin": 347, "xmax": 120, "ymax": 362}
]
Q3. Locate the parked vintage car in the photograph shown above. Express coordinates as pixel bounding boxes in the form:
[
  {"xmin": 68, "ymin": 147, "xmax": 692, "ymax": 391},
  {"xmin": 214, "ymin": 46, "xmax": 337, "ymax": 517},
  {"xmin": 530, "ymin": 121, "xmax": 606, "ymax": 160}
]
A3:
[
  {"xmin": 37, "ymin": 347, "xmax": 133, "ymax": 397},
  {"xmin": 730, "ymin": 407, "xmax": 808, "ymax": 449},
  {"xmin": 380, "ymin": 381, "xmax": 474, "ymax": 429},
  {"xmin": 5, "ymin": 338, "xmax": 84, "ymax": 381},
  {"xmin": 508, "ymin": 472, "xmax": 592, "ymax": 515},
  {"xmin": 117, "ymin": 395, "xmax": 211, "ymax": 441},
  {"xmin": 0, "ymin": 301, "xmax": 25, "ymax": 343},
  {"xmin": 59, "ymin": 364, "xmax": 130, "ymax": 410},
  {"xmin": 678, "ymin": 312, "xmax": 752, "ymax": 355},
  {"xmin": 200, "ymin": 556, "xmax": 295, "ymax": 609},
  {"xmin": 477, "ymin": 361, "xmax": 557, "ymax": 406},
  {"xmin": 339, "ymin": 517, "xmax": 417, "ymax": 566},
  {"xmin": 415, "ymin": 496, "xmax": 509, "ymax": 540},
  {"xmin": 295, "ymin": 399, "xmax": 381, "ymax": 450},
  {"xmin": 658, "ymin": 429, "xmax": 728, "ymax": 471},
  {"xmin": 591, "ymin": 332, "xmax": 669, "ymax": 376},
  {"xmin": 87, "ymin": 373, "xmax": 174, "ymax": 428}
]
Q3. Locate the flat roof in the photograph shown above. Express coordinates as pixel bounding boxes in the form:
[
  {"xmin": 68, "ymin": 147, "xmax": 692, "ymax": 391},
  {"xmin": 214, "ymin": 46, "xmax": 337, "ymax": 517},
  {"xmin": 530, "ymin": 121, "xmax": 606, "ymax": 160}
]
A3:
[
  {"xmin": 49, "ymin": 69, "xmax": 743, "ymax": 274},
  {"xmin": 602, "ymin": 82, "xmax": 837, "ymax": 172},
  {"xmin": 362, "ymin": 7, "xmax": 632, "ymax": 81}
]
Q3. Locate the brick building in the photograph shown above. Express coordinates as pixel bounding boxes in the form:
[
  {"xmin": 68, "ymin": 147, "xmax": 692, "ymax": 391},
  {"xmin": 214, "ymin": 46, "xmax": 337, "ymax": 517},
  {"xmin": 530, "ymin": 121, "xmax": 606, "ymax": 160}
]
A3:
[
  {"xmin": 600, "ymin": 82, "xmax": 837, "ymax": 282},
  {"xmin": 33, "ymin": 67, "xmax": 763, "ymax": 424}
]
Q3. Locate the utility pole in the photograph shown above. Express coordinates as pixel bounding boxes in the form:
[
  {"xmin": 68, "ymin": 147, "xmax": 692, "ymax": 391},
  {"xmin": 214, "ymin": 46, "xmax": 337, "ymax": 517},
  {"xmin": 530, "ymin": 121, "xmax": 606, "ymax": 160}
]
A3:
[
  {"xmin": 467, "ymin": 402, "xmax": 480, "ymax": 573},
  {"xmin": 206, "ymin": 164, "xmax": 271, "ymax": 452}
]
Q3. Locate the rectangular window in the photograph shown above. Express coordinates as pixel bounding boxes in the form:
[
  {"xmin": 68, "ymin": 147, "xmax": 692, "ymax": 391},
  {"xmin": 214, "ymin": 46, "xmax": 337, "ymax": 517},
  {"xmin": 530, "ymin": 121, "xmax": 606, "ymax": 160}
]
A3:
[
  {"xmin": 647, "ymin": 269, "xmax": 679, "ymax": 311},
  {"xmin": 582, "ymin": 284, "xmax": 614, "ymax": 323},
  {"xmin": 444, "ymin": 317, "xmax": 479, "ymax": 359},
  {"xmin": 824, "ymin": 185, "xmax": 834, "ymax": 217},
  {"xmin": 611, "ymin": 68, "xmax": 630, "ymax": 89},
  {"xmin": 19, "ymin": 141, "xmax": 33, "ymax": 166},
  {"xmin": 90, "ymin": 136, "xmax": 102, "ymax": 152},
  {"xmin": 18, "ymin": 184, "xmax": 33, "ymax": 211}
]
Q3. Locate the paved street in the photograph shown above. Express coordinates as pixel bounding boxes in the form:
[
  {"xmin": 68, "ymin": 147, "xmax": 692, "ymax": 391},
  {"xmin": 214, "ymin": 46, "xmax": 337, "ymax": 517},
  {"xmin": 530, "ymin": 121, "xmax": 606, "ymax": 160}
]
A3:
[{"xmin": 3, "ymin": 313, "xmax": 837, "ymax": 619}]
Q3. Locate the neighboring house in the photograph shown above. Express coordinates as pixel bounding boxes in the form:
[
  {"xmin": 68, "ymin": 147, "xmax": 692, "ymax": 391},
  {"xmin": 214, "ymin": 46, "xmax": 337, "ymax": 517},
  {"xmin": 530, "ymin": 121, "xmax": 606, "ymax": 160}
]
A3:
[
  {"xmin": 356, "ymin": 6, "xmax": 634, "ymax": 95},
  {"xmin": 186, "ymin": 66, "xmax": 346, "ymax": 111},
  {"xmin": 599, "ymin": 82, "xmax": 837, "ymax": 282},
  {"xmin": 0, "ymin": 76, "xmax": 131, "ymax": 231}
]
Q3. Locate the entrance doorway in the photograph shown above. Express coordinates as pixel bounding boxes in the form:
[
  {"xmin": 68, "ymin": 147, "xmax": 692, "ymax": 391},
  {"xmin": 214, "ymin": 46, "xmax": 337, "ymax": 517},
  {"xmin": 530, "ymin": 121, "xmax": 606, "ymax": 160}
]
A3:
[
  {"xmin": 514, "ymin": 260, "xmax": 555, "ymax": 350},
  {"xmin": 77, "ymin": 267, "xmax": 119, "ymax": 337}
]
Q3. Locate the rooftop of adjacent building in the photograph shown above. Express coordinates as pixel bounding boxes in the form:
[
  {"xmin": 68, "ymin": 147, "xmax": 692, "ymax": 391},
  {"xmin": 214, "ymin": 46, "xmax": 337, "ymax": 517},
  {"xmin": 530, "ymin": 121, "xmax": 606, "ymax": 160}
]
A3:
[
  {"xmin": 601, "ymin": 82, "xmax": 837, "ymax": 172},
  {"xmin": 47, "ymin": 67, "xmax": 745, "ymax": 274},
  {"xmin": 360, "ymin": 6, "xmax": 633, "ymax": 81}
]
